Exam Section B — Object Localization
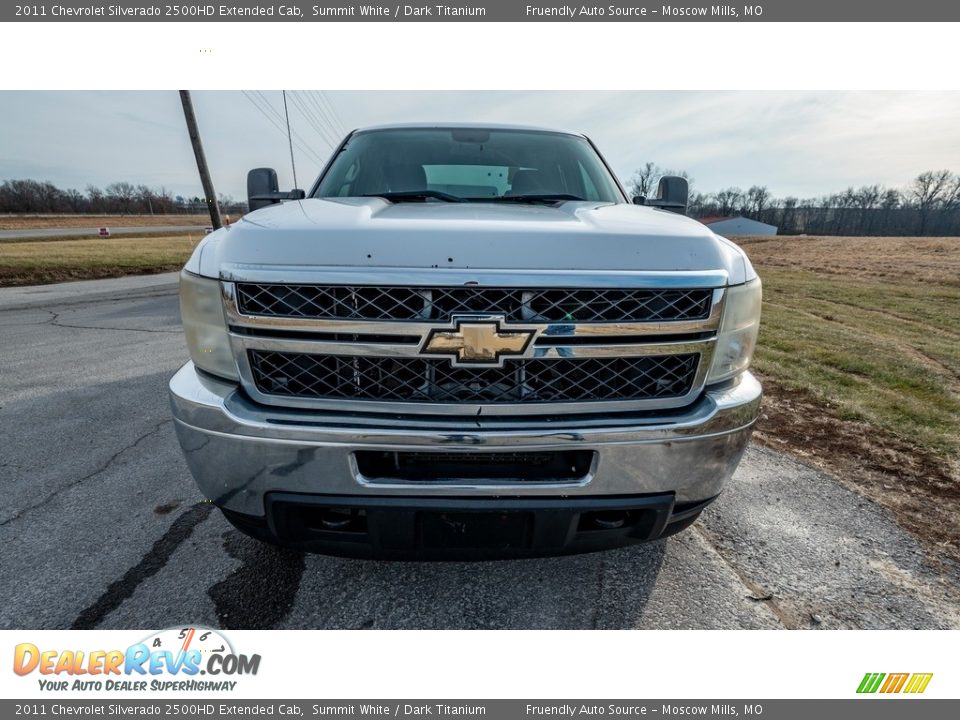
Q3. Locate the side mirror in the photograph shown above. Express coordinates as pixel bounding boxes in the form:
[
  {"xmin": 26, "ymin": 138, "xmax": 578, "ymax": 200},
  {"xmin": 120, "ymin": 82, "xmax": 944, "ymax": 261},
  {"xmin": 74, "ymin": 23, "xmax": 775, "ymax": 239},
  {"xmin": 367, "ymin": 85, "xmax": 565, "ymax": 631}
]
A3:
[
  {"xmin": 646, "ymin": 176, "xmax": 688, "ymax": 214},
  {"xmin": 247, "ymin": 168, "xmax": 305, "ymax": 211},
  {"xmin": 631, "ymin": 196, "xmax": 646, "ymax": 205}
]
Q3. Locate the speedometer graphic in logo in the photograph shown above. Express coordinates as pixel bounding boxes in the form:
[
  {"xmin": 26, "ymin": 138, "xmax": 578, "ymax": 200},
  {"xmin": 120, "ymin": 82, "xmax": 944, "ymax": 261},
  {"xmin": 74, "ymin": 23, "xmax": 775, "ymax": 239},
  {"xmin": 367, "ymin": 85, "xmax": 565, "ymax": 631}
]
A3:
[
  {"xmin": 130, "ymin": 625, "xmax": 259, "ymax": 679},
  {"xmin": 141, "ymin": 626, "xmax": 234, "ymax": 657}
]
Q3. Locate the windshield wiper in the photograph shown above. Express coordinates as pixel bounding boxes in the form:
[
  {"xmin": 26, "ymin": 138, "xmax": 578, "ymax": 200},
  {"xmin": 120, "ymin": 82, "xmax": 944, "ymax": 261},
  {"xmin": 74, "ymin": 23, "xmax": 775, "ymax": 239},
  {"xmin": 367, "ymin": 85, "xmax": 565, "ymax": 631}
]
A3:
[
  {"xmin": 489, "ymin": 193, "xmax": 584, "ymax": 204},
  {"xmin": 362, "ymin": 190, "xmax": 466, "ymax": 203}
]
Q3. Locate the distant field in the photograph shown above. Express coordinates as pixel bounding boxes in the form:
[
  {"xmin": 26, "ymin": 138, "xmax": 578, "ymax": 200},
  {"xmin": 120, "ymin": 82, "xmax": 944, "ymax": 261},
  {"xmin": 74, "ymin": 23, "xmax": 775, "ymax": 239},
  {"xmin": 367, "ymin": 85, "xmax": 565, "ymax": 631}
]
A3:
[
  {"xmin": 0, "ymin": 234, "xmax": 203, "ymax": 286},
  {"xmin": 740, "ymin": 235, "xmax": 960, "ymax": 556},
  {"xmin": 0, "ymin": 214, "xmax": 215, "ymax": 231},
  {"xmin": 741, "ymin": 235, "xmax": 960, "ymax": 287}
]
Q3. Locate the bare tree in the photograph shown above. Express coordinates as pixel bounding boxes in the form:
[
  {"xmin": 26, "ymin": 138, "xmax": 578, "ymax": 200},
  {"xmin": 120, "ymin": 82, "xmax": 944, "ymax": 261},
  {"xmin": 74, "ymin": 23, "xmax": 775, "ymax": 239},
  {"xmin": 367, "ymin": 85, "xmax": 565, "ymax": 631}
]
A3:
[
  {"xmin": 63, "ymin": 188, "xmax": 85, "ymax": 212},
  {"xmin": 852, "ymin": 184, "xmax": 881, "ymax": 233},
  {"xmin": 714, "ymin": 187, "xmax": 743, "ymax": 216},
  {"xmin": 105, "ymin": 181, "xmax": 137, "ymax": 214},
  {"xmin": 85, "ymin": 185, "xmax": 105, "ymax": 213},
  {"xmin": 746, "ymin": 185, "xmax": 771, "ymax": 216},
  {"xmin": 945, "ymin": 175, "xmax": 960, "ymax": 211},
  {"xmin": 909, "ymin": 170, "xmax": 953, "ymax": 234},
  {"xmin": 629, "ymin": 164, "xmax": 694, "ymax": 199},
  {"xmin": 779, "ymin": 196, "xmax": 799, "ymax": 234},
  {"xmin": 628, "ymin": 162, "xmax": 661, "ymax": 199},
  {"xmin": 137, "ymin": 185, "xmax": 156, "ymax": 215}
]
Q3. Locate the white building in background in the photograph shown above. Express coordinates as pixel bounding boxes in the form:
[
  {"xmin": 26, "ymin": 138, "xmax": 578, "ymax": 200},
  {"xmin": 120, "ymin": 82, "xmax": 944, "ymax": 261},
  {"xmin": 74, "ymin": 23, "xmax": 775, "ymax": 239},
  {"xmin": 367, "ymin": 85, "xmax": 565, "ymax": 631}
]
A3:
[{"xmin": 698, "ymin": 216, "xmax": 778, "ymax": 236}]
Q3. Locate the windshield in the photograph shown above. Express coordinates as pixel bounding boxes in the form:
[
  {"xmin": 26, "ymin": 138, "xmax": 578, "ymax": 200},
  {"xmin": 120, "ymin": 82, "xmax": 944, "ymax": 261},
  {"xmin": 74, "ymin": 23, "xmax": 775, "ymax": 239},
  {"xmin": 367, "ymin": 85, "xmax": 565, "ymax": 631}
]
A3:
[{"xmin": 313, "ymin": 127, "xmax": 625, "ymax": 203}]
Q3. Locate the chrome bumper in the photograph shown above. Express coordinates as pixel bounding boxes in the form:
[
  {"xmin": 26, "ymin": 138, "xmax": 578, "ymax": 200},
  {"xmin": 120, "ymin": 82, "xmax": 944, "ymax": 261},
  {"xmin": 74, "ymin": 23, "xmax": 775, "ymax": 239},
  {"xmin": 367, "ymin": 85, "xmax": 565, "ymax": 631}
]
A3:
[{"xmin": 169, "ymin": 362, "xmax": 762, "ymax": 517}]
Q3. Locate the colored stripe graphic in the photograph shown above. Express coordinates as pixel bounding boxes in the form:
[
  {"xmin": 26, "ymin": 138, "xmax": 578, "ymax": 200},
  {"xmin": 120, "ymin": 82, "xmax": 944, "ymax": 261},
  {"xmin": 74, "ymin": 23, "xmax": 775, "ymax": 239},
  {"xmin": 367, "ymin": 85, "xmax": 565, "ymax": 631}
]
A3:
[
  {"xmin": 857, "ymin": 672, "xmax": 933, "ymax": 694},
  {"xmin": 857, "ymin": 673, "xmax": 885, "ymax": 693},
  {"xmin": 904, "ymin": 673, "xmax": 933, "ymax": 694},
  {"xmin": 880, "ymin": 673, "xmax": 909, "ymax": 693}
]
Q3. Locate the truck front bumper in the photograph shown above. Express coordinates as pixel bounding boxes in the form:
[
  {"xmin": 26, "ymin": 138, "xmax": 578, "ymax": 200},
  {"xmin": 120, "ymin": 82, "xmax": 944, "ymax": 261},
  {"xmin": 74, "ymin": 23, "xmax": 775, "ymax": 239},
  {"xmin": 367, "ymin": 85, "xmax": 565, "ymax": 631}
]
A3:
[{"xmin": 169, "ymin": 363, "xmax": 761, "ymax": 557}]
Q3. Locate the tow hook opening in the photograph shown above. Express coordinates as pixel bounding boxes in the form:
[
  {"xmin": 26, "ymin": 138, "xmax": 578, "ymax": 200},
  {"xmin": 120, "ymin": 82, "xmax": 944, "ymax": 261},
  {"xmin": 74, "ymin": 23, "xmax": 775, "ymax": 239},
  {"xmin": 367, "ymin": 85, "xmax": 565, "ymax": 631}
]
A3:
[
  {"xmin": 302, "ymin": 507, "xmax": 368, "ymax": 534},
  {"xmin": 585, "ymin": 510, "xmax": 629, "ymax": 530},
  {"xmin": 578, "ymin": 509, "xmax": 644, "ymax": 532}
]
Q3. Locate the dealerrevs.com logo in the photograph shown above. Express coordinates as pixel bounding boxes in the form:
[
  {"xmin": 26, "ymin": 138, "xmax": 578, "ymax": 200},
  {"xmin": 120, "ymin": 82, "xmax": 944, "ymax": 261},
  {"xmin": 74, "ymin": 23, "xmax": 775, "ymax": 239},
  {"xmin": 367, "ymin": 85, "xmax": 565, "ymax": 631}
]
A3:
[
  {"xmin": 13, "ymin": 626, "xmax": 260, "ymax": 693},
  {"xmin": 857, "ymin": 673, "xmax": 933, "ymax": 694}
]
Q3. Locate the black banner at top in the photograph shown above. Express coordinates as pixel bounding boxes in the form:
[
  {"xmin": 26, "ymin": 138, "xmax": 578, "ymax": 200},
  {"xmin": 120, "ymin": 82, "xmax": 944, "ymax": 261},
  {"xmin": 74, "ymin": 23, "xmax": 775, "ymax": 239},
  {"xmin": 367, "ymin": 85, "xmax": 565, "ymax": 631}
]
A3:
[{"xmin": 4, "ymin": 0, "xmax": 958, "ymax": 22}]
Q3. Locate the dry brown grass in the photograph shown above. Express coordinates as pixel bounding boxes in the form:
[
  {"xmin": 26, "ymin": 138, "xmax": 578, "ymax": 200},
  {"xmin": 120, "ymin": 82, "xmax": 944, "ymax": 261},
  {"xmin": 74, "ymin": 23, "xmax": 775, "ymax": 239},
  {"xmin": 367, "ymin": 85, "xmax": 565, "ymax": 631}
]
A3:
[
  {"xmin": 0, "ymin": 234, "xmax": 203, "ymax": 286},
  {"xmin": 0, "ymin": 214, "xmax": 216, "ymax": 231},
  {"xmin": 739, "ymin": 235, "xmax": 960, "ymax": 287},
  {"xmin": 742, "ymin": 235, "xmax": 960, "ymax": 559}
]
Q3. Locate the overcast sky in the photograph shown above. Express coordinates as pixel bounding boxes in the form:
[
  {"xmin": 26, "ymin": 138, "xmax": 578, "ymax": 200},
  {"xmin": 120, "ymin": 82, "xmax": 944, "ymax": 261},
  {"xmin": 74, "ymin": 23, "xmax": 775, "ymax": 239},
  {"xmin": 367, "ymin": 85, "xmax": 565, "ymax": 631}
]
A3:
[{"xmin": 2, "ymin": 90, "xmax": 959, "ymax": 202}]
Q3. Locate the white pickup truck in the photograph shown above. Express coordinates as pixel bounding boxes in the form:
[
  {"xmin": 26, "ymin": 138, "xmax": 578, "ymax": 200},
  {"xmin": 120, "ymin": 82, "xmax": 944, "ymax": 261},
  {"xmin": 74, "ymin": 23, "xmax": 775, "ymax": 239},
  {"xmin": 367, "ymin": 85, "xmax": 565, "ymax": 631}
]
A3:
[{"xmin": 169, "ymin": 123, "xmax": 762, "ymax": 559}]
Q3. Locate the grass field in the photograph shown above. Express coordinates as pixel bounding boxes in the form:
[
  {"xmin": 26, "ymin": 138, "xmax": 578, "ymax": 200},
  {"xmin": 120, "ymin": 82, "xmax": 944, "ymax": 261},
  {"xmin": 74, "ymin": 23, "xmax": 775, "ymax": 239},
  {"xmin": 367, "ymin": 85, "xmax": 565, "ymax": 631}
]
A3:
[
  {"xmin": 741, "ymin": 235, "xmax": 960, "ymax": 556},
  {"xmin": 745, "ymin": 236, "xmax": 960, "ymax": 458},
  {"xmin": 0, "ymin": 234, "xmax": 203, "ymax": 286},
  {"xmin": 0, "ymin": 214, "xmax": 214, "ymax": 231}
]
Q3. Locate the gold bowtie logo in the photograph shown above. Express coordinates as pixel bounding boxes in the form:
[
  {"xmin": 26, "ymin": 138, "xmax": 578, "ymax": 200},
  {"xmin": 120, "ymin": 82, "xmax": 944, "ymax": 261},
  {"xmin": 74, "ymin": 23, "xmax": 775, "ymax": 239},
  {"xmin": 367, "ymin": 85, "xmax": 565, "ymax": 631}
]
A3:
[{"xmin": 421, "ymin": 318, "xmax": 536, "ymax": 366}]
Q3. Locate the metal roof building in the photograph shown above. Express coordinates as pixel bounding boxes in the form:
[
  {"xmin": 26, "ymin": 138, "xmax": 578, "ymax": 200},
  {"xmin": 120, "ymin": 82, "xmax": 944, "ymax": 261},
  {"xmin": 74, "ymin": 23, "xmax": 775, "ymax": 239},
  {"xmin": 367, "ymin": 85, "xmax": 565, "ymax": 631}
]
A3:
[{"xmin": 698, "ymin": 216, "xmax": 778, "ymax": 236}]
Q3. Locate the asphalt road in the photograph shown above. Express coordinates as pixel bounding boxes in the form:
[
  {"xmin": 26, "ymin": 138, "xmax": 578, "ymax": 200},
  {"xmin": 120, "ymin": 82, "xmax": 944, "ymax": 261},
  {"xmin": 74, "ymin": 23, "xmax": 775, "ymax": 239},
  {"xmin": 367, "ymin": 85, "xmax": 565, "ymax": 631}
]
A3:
[
  {"xmin": 0, "ymin": 225, "xmax": 203, "ymax": 240},
  {"xmin": 1, "ymin": 277, "xmax": 958, "ymax": 630}
]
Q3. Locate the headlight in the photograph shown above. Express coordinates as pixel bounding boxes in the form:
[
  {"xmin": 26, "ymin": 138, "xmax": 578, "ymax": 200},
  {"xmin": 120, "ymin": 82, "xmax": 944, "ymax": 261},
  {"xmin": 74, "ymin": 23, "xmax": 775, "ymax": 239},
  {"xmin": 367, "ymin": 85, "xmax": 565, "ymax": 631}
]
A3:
[
  {"xmin": 707, "ymin": 278, "xmax": 762, "ymax": 384},
  {"xmin": 179, "ymin": 270, "xmax": 239, "ymax": 381}
]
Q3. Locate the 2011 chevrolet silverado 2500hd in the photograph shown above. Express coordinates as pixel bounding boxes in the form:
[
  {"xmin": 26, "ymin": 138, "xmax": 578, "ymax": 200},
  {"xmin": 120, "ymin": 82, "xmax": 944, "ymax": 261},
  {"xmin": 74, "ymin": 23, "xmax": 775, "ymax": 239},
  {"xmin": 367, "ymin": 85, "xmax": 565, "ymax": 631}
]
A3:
[{"xmin": 169, "ymin": 123, "xmax": 762, "ymax": 559}]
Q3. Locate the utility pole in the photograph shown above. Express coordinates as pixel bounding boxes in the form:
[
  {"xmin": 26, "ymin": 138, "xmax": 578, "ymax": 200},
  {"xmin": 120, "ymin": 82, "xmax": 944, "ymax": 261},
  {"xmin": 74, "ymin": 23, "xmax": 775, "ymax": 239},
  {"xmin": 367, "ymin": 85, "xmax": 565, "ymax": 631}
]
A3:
[{"xmin": 179, "ymin": 90, "xmax": 223, "ymax": 230}]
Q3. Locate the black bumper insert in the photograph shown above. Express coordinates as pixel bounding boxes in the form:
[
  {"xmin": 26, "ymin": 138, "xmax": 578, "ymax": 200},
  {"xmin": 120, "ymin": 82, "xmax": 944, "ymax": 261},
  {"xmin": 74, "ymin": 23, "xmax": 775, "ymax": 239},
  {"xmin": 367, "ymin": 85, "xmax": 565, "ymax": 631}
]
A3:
[{"xmin": 257, "ymin": 492, "xmax": 709, "ymax": 559}]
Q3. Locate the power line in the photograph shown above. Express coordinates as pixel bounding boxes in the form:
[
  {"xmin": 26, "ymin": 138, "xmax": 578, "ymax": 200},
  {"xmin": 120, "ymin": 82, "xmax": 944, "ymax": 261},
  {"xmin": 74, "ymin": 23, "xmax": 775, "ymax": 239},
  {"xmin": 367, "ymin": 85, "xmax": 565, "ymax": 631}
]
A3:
[
  {"xmin": 309, "ymin": 90, "xmax": 347, "ymax": 138},
  {"xmin": 293, "ymin": 90, "xmax": 341, "ymax": 148},
  {"xmin": 241, "ymin": 90, "xmax": 326, "ymax": 167},
  {"xmin": 288, "ymin": 91, "xmax": 339, "ymax": 150},
  {"xmin": 241, "ymin": 91, "xmax": 303, "ymax": 147},
  {"xmin": 255, "ymin": 90, "xmax": 332, "ymax": 168},
  {"xmin": 319, "ymin": 91, "xmax": 348, "ymax": 136}
]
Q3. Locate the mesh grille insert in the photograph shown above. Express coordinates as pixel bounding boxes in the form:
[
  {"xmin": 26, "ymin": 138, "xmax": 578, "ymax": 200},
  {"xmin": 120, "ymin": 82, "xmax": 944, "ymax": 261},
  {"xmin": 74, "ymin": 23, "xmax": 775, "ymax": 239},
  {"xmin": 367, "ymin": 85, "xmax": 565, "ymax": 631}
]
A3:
[
  {"xmin": 236, "ymin": 284, "xmax": 712, "ymax": 323},
  {"xmin": 248, "ymin": 350, "xmax": 699, "ymax": 404}
]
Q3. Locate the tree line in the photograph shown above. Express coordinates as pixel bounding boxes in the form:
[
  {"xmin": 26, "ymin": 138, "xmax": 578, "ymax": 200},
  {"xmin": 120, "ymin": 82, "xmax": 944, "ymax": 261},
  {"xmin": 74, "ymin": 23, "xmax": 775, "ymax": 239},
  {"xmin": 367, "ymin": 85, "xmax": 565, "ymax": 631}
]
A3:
[
  {"xmin": 629, "ymin": 164, "xmax": 960, "ymax": 236},
  {"xmin": 6, "ymin": 171, "xmax": 960, "ymax": 236},
  {"xmin": 0, "ymin": 179, "xmax": 245, "ymax": 216}
]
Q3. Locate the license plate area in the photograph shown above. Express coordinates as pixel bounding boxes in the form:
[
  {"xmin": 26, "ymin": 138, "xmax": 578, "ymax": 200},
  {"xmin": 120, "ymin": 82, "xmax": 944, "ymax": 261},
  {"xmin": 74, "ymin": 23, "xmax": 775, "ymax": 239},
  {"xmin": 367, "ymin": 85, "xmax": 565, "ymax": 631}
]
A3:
[{"xmin": 418, "ymin": 510, "xmax": 532, "ymax": 550}]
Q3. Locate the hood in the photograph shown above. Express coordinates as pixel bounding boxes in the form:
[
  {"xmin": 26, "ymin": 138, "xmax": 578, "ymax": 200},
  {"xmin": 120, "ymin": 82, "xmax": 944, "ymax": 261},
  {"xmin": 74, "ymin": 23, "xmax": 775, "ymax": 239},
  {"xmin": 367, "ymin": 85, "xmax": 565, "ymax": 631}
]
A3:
[{"xmin": 190, "ymin": 198, "xmax": 755, "ymax": 285}]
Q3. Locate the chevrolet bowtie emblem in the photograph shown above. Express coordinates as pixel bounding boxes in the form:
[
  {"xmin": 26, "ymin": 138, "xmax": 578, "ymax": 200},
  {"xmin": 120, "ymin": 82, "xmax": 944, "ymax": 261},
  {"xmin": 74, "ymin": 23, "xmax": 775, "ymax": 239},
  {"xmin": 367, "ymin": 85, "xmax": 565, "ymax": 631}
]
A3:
[{"xmin": 421, "ymin": 318, "xmax": 537, "ymax": 366}]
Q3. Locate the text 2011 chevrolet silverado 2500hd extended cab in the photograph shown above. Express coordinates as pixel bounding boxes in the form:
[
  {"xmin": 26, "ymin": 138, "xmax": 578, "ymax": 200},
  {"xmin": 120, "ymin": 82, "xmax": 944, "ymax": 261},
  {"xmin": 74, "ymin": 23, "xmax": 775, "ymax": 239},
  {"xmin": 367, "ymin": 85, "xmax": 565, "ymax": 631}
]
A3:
[{"xmin": 169, "ymin": 123, "xmax": 762, "ymax": 559}]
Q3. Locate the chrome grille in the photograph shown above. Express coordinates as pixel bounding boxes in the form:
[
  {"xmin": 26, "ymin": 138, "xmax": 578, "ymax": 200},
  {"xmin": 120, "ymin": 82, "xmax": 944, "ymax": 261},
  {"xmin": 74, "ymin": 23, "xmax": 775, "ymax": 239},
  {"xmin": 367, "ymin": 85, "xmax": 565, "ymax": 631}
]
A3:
[
  {"xmin": 235, "ymin": 284, "xmax": 712, "ymax": 323},
  {"xmin": 248, "ymin": 350, "xmax": 699, "ymax": 404}
]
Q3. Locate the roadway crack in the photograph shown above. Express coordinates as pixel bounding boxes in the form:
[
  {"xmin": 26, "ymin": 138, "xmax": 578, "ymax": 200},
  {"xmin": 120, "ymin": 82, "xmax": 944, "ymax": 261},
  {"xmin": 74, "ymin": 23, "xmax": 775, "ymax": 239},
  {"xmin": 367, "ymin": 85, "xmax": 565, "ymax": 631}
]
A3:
[
  {"xmin": 0, "ymin": 287, "xmax": 178, "ymax": 314},
  {"xmin": 693, "ymin": 524, "xmax": 798, "ymax": 629},
  {"xmin": 0, "ymin": 419, "xmax": 174, "ymax": 527},
  {"xmin": 0, "ymin": 309, "xmax": 58, "ymax": 326},
  {"xmin": 49, "ymin": 315, "xmax": 180, "ymax": 334},
  {"xmin": 0, "ymin": 294, "xmax": 180, "ymax": 334}
]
